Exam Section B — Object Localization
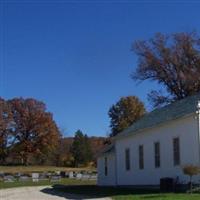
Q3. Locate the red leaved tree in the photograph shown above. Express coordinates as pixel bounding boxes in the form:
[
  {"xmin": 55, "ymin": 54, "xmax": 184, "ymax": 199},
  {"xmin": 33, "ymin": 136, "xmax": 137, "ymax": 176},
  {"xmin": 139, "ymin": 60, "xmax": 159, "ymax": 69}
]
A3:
[
  {"xmin": 8, "ymin": 98, "xmax": 60, "ymax": 165},
  {"xmin": 0, "ymin": 98, "xmax": 12, "ymax": 164}
]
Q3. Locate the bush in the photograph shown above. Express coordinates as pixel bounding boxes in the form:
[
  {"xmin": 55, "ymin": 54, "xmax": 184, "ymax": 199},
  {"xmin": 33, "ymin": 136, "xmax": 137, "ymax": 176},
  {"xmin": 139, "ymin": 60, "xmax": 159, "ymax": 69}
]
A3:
[{"xmin": 183, "ymin": 165, "xmax": 200, "ymax": 193}]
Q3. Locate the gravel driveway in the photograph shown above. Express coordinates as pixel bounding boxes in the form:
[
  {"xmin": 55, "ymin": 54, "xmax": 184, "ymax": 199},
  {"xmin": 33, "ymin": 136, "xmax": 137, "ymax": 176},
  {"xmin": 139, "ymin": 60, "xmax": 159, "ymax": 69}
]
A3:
[{"xmin": 0, "ymin": 186, "xmax": 111, "ymax": 200}]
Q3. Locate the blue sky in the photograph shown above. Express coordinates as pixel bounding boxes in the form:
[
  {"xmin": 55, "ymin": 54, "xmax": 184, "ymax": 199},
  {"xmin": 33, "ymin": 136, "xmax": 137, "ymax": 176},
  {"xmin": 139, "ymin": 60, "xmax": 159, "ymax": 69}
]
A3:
[{"xmin": 1, "ymin": 0, "xmax": 200, "ymax": 137}]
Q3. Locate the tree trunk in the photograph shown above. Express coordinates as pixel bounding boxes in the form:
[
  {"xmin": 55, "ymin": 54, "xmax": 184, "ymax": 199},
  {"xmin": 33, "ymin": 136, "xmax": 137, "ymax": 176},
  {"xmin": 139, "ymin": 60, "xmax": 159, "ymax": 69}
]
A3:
[
  {"xmin": 21, "ymin": 157, "xmax": 24, "ymax": 165},
  {"xmin": 20, "ymin": 154, "xmax": 29, "ymax": 166},
  {"xmin": 190, "ymin": 176, "xmax": 192, "ymax": 194}
]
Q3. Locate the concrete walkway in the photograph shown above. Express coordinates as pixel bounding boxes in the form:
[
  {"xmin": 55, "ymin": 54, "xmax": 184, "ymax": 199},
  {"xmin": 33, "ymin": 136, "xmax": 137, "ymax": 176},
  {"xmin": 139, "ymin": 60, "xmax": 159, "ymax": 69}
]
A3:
[{"xmin": 0, "ymin": 186, "xmax": 111, "ymax": 200}]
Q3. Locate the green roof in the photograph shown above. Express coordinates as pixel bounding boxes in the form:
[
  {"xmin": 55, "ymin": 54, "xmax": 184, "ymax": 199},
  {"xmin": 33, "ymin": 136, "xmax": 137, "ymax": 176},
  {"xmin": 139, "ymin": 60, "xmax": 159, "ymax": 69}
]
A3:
[{"xmin": 115, "ymin": 93, "xmax": 200, "ymax": 140}]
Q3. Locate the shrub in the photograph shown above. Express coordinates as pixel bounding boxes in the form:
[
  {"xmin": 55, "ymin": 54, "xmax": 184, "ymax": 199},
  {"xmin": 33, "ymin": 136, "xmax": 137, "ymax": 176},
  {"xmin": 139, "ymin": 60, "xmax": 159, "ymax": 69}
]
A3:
[{"xmin": 183, "ymin": 165, "xmax": 200, "ymax": 193}]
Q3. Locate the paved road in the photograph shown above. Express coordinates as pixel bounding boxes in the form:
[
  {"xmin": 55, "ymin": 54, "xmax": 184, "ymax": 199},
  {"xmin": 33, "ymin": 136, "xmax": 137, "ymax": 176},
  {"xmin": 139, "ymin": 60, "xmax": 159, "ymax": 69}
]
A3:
[{"xmin": 0, "ymin": 186, "xmax": 111, "ymax": 200}]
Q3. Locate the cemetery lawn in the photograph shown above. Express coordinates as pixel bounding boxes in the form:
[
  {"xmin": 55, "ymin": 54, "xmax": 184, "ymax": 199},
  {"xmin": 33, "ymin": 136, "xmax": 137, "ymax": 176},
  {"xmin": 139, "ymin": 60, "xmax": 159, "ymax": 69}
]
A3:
[
  {"xmin": 0, "ymin": 178, "xmax": 96, "ymax": 189},
  {"xmin": 0, "ymin": 165, "xmax": 95, "ymax": 173}
]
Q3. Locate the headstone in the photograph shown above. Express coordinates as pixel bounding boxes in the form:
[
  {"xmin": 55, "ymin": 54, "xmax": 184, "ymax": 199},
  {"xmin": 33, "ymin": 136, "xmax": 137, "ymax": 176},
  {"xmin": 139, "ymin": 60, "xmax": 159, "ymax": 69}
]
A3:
[
  {"xmin": 32, "ymin": 173, "xmax": 39, "ymax": 182},
  {"xmin": 4, "ymin": 175, "xmax": 15, "ymax": 182},
  {"xmin": 0, "ymin": 172, "xmax": 4, "ymax": 181},
  {"xmin": 90, "ymin": 174, "xmax": 97, "ymax": 180},
  {"xmin": 47, "ymin": 173, "xmax": 52, "ymax": 178},
  {"xmin": 60, "ymin": 171, "xmax": 66, "ymax": 178},
  {"xmin": 65, "ymin": 172, "xmax": 69, "ymax": 178},
  {"xmin": 15, "ymin": 173, "xmax": 21, "ymax": 179},
  {"xmin": 69, "ymin": 171, "xmax": 74, "ymax": 179},
  {"xmin": 76, "ymin": 173, "xmax": 82, "ymax": 180},
  {"xmin": 50, "ymin": 175, "xmax": 61, "ymax": 182},
  {"xmin": 82, "ymin": 174, "xmax": 90, "ymax": 180},
  {"xmin": 19, "ymin": 176, "xmax": 30, "ymax": 182},
  {"xmin": 0, "ymin": 171, "xmax": 4, "ymax": 177},
  {"xmin": 39, "ymin": 173, "xmax": 48, "ymax": 181},
  {"xmin": 55, "ymin": 171, "xmax": 60, "ymax": 175}
]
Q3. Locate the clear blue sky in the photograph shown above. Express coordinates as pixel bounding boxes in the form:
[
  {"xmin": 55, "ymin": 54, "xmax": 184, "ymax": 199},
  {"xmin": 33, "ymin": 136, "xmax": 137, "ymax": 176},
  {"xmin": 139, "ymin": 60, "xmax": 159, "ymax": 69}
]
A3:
[{"xmin": 1, "ymin": 1, "xmax": 200, "ymax": 137}]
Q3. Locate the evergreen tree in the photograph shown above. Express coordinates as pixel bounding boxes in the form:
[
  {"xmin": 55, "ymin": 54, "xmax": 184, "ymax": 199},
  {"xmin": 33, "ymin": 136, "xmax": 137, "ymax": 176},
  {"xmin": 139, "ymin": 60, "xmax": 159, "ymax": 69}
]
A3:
[{"xmin": 71, "ymin": 130, "xmax": 92, "ymax": 167}]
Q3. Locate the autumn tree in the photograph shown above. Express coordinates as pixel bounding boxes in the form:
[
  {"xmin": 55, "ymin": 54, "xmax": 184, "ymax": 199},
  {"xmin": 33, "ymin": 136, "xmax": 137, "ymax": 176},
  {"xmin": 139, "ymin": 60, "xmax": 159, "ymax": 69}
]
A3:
[
  {"xmin": 132, "ymin": 32, "xmax": 200, "ymax": 108},
  {"xmin": 108, "ymin": 96, "xmax": 146, "ymax": 137},
  {"xmin": 89, "ymin": 137, "xmax": 107, "ymax": 162},
  {"xmin": 52, "ymin": 136, "xmax": 105, "ymax": 167},
  {"xmin": 0, "ymin": 98, "xmax": 12, "ymax": 164},
  {"xmin": 52, "ymin": 137, "xmax": 74, "ymax": 167},
  {"xmin": 183, "ymin": 165, "xmax": 200, "ymax": 193},
  {"xmin": 70, "ymin": 130, "xmax": 92, "ymax": 167},
  {"xmin": 8, "ymin": 98, "xmax": 60, "ymax": 165}
]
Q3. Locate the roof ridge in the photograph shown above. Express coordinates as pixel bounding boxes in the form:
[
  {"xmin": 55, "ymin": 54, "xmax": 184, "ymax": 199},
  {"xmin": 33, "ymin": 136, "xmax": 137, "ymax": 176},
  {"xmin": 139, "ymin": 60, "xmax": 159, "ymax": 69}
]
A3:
[{"xmin": 115, "ymin": 93, "xmax": 200, "ymax": 140}]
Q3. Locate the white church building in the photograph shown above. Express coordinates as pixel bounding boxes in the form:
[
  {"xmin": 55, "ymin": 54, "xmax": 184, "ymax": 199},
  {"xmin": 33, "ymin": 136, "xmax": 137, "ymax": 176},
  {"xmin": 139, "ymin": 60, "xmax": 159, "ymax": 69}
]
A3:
[{"xmin": 97, "ymin": 94, "xmax": 200, "ymax": 186}]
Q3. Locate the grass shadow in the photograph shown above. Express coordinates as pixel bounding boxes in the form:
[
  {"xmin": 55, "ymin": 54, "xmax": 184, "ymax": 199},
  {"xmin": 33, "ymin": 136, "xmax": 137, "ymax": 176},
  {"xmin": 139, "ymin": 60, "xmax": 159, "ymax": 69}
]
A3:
[{"xmin": 41, "ymin": 184, "xmax": 163, "ymax": 199}]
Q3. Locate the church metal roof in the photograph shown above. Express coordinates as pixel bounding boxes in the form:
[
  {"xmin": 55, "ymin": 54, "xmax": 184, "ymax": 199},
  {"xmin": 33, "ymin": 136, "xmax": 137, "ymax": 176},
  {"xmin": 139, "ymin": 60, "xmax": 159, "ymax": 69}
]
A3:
[{"xmin": 115, "ymin": 93, "xmax": 200, "ymax": 140}]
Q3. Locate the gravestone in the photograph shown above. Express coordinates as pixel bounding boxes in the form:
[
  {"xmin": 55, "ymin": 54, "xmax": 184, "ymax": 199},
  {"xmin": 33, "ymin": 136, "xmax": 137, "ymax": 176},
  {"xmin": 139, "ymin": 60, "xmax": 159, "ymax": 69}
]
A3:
[
  {"xmin": 4, "ymin": 175, "xmax": 15, "ymax": 182},
  {"xmin": 19, "ymin": 175, "xmax": 30, "ymax": 182},
  {"xmin": 51, "ymin": 175, "xmax": 61, "ymax": 182},
  {"xmin": 90, "ymin": 174, "xmax": 97, "ymax": 180},
  {"xmin": 65, "ymin": 172, "xmax": 69, "ymax": 178},
  {"xmin": 76, "ymin": 173, "xmax": 82, "ymax": 180},
  {"xmin": 32, "ymin": 173, "xmax": 39, "ymax": 182},
  {"xmin": 39, "ymin": 173, "xmax": 48, "ymax": 181},
  {"xmin": 46, "ymin": 172, "xmax": 52, "ymax": 178},
  {"xmin": 0, "ymin": 171, "xmax": 4, "ymax": 177},
  {"xmin": 82, "ymin": 174, "xmax": 90, "ymax": 180},
  {"xmin": 15, "ymin": 173, "xmax": 21, "ymax": 179},
  {"xmin": 60, "ymin": 171, "xmax": 66, "ymax": 178},
  {"xmin": 69, "ymin": 171, "xmax": 74, "ymax": 179},
  {"xmin": 55, "ymin": 171, "xmax": 60, "ymax": 175},
  {"xmin": 0, "ymin": 172, "xmax": 4, "ymax": 181}
]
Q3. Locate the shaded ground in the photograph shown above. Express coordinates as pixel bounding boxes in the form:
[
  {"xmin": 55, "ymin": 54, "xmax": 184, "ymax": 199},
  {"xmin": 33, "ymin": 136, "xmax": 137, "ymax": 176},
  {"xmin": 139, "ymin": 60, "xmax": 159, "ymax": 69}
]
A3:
[
  {"xmin": 50, "ymin": 185, "xmax": 200, "ymax": 200},
  {"xmin": 0, "ymin": 186, "xmax": 111, "ymax": 200},
  {"xmin": 50, "ymin": 185, "xmax": 161, "ymax": 199},
  {"xmin": 1, "ymin": 184, "xmax": 200, "ymax": 200}
]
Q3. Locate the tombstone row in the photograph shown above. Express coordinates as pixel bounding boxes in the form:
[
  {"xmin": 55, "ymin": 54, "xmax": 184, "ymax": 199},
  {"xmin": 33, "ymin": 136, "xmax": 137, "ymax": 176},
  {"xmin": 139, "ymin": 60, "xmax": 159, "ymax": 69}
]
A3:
[
  {"xmin": 0, "ymin": 171, "xmax": 97, "ymax": 183},
  {"xmin": 0, "ymin": 172, "xmax": 61, "ymax": 183}
]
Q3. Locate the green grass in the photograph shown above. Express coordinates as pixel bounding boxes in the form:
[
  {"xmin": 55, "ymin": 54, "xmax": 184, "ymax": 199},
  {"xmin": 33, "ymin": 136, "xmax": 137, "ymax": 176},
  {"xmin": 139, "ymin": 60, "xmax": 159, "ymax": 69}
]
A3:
[
  {"xmin": 0, "ymin": 165, "xmax": 95, "ymax": 173},
  {"xmin": 114, "ymin": 193, "xmax": 200, "ymax": 200},
  {"xmin": 51, "ymin": 185, "xmax": 200, "ymax": 200},
  {"xmin": 0, "ymin": 178, "xmax": 96, "ymax": 189},
  {"xmin": 1, "ymin": 176, "xmax": 200, "ymax": 199}
]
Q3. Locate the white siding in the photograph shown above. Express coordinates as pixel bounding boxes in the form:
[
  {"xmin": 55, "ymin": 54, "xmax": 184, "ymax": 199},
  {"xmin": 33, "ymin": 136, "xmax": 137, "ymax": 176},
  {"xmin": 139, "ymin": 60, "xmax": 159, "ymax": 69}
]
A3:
[
  {"xmin": 115, "ymin": 114, "xmax": 200, "ymax": 185},
  {"xmin": 97, "ymin": 152, "xmax": 116, "ymax": 186}
]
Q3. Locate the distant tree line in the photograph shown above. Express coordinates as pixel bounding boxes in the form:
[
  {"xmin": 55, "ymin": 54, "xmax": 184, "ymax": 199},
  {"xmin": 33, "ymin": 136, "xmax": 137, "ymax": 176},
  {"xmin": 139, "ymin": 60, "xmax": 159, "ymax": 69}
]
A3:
[{"xmin": 54, "ymin": 131, "xmax": 106, "ymax": 167}]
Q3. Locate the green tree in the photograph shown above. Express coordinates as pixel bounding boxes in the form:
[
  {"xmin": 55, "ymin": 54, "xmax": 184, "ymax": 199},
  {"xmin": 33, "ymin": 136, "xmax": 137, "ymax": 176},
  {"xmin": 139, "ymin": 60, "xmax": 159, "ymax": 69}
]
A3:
[
  {"xmin": 108, "ymin": 96, "xmax": 146, "ymax": 137},
  {"xmin": 132, "ymin": 32, "xmax": 200, "ymax": 108},
  {"xmin": 70, "ymin": 130, "xmax": 92, "ymax": 167}
]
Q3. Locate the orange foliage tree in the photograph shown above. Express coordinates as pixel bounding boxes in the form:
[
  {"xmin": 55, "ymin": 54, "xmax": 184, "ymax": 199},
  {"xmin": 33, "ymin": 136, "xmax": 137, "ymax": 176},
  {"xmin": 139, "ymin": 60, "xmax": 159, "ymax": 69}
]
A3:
[
  {"xmin": 8, "ymin": 98, "xmax": 61, "ymax": 165},
  {"xmin": 108, "ymin": 96, "xmax": 146, "ymax": 136},
  {"xmin": 0, "ymin": 98, "xmax": 13, "ymax": 164}
]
